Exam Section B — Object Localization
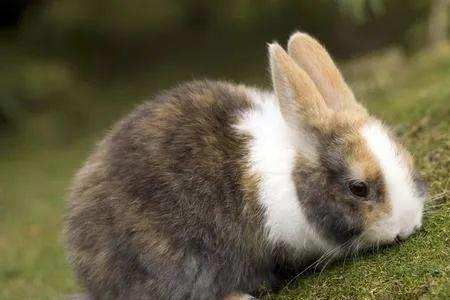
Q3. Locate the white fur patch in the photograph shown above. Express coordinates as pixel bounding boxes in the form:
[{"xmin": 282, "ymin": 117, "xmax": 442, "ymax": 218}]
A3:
[
  {"xmin": 234, "ymin": 89, "xmax": 326, "ymax": 255},
  {"xmin": 360, "ymin": 121, "xmax": 424, "ymax": 243}
]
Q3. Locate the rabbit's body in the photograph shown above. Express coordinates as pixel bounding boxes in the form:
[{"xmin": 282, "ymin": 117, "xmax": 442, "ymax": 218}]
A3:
[
  {"xmin": 66, "ymin": 81, "xmax": 295, "ymax": 300},
  {"xmin": 66, "ymin": 33, "xmax": 426, "ymax": 300}
]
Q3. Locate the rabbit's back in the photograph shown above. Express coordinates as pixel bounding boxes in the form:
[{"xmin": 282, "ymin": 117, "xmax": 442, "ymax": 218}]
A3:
[{"xmin": 65, "ymin": 80, "xmax": 273, "ymax": 300}]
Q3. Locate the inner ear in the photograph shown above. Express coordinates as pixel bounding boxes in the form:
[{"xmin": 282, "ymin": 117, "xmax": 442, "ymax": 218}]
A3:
[
  {"xmin": 269, "ymin": 42, "xmax": 332, "ymax": 131},
  {"xmin": 287, "ymin": 32, "xmax": 367, "ymax": 115}
]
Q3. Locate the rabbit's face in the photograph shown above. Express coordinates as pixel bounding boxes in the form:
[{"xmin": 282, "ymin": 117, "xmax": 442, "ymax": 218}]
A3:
[
  {"xmin": 268, "ymin": 32, "xmax": 426, "ymax": 251},
  {"xmin": 356, "ymin": 120, "xmax": 426, "ymax": 246},
  {"xmin": 293, "ymin": 116, "xmax": 426, "ymax": 248}
]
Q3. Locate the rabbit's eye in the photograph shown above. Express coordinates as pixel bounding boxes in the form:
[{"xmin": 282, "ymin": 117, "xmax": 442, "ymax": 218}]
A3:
[{"xmin": 348, "ymin": 180, "xmax": 369, "ymax": 198}]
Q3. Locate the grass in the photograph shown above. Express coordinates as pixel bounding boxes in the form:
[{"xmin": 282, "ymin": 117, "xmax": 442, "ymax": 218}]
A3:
[{"xmin": 0, "ymin": 45, "xmax": 449, "ymax": 300}]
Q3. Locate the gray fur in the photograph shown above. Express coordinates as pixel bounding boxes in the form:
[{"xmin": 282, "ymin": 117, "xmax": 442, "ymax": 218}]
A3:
[
  {"xmin": 294, "ymin": 129, "xmax": 383, "ymax": 245},
  {"xmin": 65, "ymin": 81, "xmax": 279, "ymax": 300}
]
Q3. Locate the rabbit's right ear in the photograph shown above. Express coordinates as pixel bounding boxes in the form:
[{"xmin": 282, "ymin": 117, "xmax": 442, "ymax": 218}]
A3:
[
  {"xmin": 287, "ymin": 32, "xmax": 367, "ymax": 115},
  {"xmin": 269, "ymin": 43, "xmax": 332, "ymax": 131}
]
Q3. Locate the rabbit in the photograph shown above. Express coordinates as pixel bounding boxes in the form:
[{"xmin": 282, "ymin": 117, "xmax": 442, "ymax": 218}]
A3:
[{"xmin": 64, "ymin": 32, "xmax": 427, "ymax": 300}]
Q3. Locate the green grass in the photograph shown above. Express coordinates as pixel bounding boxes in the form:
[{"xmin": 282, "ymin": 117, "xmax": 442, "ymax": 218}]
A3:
[
  {"xmin": 0, "ymin": 45, "xmax": 449, "ymax": 300},
  {"xmin": 0, "ymin": 141, "xmax": 92, "ymax": 300}
]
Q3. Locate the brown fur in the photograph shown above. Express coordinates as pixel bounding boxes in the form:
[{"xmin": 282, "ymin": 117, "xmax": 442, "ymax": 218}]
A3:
[
  {"xmin": 346, "ymin": 123, "xmax": 392, "ymax": 226},
  {"xmin": 287, "ymin": 32, "xmax": 367, "ymax": 115},
  {"xmin": 269, "ymin": 43, "xmax": 333, "ymax": 131},
  {"xmin": 65, "ymin": 81, "xmax": 277, "ymax": 300}
]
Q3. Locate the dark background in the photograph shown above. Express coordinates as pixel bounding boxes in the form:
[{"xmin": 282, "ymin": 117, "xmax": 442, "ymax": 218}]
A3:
[{"xmin": 0, "ymin": 0, "xmax": 444, "ymax": 145}]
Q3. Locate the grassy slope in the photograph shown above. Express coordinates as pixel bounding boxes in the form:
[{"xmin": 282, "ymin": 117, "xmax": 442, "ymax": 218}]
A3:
[{"xmin": 0, "ymin": 47, "xmax": 449, "ymax": 300}]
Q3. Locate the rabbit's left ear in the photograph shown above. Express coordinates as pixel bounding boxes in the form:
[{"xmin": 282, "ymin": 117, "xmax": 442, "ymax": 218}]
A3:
[
  {"xmin": 269, "ymin": 42, "xmax": 333, "ymax": 131},
  {"xmin": 288, "ymin": 32, "xmax": 367, "ymax": 115}
]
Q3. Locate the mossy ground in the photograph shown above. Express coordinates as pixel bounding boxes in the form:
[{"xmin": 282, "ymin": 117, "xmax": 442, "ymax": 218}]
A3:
[{"xmin": 0, "ymin": 45, "xmax": 449, "ymax": 300}]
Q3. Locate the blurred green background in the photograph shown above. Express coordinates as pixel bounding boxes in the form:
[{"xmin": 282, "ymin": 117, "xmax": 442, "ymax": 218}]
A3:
[{"xmin": 0, "ymin": 1, "xmax": 449, "ymax": 299}]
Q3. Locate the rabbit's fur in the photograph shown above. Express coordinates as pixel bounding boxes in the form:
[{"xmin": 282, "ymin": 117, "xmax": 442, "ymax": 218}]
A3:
[{"xmin": 65, "ymin": 33, "xmax": 426, "ymax": 300}]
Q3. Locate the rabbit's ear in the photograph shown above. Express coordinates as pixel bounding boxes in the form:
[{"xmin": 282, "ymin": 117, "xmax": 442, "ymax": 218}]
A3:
[
  {"xmin": 269, "ymin": 42, "xmax": 332, "ymax": 130},
  {"xmin": 288, "ymin": 32, "xmax": 366, "ymax": 114}
]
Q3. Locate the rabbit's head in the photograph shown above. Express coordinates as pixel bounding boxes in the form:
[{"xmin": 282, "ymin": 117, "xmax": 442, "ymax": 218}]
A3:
[{"xmin": 267, "ymin": 33, "xmax": 426, "ymax": 250}]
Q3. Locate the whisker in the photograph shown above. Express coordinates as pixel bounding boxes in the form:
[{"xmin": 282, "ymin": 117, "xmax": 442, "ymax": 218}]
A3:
[
  {"xmin": 282, "ymin": 242, "xmax": 346, "ymax": 290},
  {"xmin": 317, "ymin": 242, "xmax": 351, "ymax": 277}
]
